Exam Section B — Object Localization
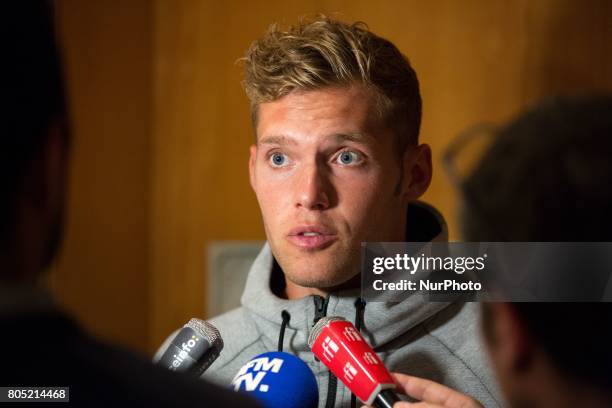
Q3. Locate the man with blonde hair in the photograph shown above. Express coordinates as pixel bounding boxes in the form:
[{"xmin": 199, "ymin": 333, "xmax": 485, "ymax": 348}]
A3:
[{"xmin": 158, "ymin": 16, "xmax": 500, "ymax": 407}]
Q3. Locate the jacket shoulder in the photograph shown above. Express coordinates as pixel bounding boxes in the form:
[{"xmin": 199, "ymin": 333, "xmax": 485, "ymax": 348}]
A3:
[
  {"xmin": 204, "ymin": 307, "xmax": 268, "ymax": 385},
  {"xmin": 423, "ymin": 302, "xmax": 502, "ymax": 406},
  {"xmin": 423, "ymin": 303, "xmax": 485, "ymax": 366},
  {"xmin": 210, "ymin": 307, "xmax": 262, "ymax": 362}
]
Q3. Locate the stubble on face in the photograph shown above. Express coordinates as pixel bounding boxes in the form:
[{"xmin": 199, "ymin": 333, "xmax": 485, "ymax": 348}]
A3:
[{"xmin": 250, "ymin": 85, "xmax": 408, "ymax": 296}]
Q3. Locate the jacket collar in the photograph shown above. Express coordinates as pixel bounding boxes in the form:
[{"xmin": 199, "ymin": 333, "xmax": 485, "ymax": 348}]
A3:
[{"xmin": 240, "ymin": 201, "xmax": 451, "ymax": 357}]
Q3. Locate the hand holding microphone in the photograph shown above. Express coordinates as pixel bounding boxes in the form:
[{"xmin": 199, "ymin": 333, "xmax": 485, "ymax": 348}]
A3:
[
  {"xmin": 308, "ymin": 316, "xmax": 400, "ymax": 408},
  {"xmin": 382, "ymin": 373, "xmax": 483, "ymax": 408}
]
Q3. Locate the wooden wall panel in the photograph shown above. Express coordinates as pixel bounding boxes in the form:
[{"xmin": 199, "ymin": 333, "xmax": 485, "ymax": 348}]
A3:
[
  {"xmin": 150, "ymin": 0, "xmax": 612, "ymax": 351},
  {"xmin": 54, "ymin": 0, "xmax": 152, "ymax": 352},
  {"xmin": 48, "ymin": 0, "xmax": 611, "ymax": 353}
]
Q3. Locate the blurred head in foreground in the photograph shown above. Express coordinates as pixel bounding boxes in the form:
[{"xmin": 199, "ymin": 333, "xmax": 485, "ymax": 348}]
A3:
[
  {"xmin": 0, "ymin": 5, "xmax": 259, "ymax": 407},
  {"xmin": 463, "ymin": 96, "xmax": 612, "ymax": 407},
  {"xmin": 0, "ymin": 2, "xmax": 69, "ymax": 285}
]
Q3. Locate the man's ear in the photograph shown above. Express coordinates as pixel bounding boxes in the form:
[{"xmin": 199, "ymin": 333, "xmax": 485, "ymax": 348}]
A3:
[
  {"xmin": 248, "ymin": 144, "xmax": 257, "ymax": 191},
  {"xmin": 401, "ymin": 143, "xmax": 432, "ymax": 202},
  {"xmin": 484, "ymin": 303, "xmax": 534, "ymax": 374}
]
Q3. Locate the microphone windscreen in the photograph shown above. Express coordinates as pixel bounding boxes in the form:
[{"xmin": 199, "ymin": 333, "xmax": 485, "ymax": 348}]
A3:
[
  {"xmin": 156, "ymin": 318, "xmax": 223, "ymax": 375},
  {"xmin": 186, "ymin": 318, "xmax": 223, "ymax": 351},
  {"xmin": 231, "ymin": 351, "xmax": 318, "ymax": 408}
]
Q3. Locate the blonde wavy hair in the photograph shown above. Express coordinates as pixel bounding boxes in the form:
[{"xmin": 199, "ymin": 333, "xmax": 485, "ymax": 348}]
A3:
[{"xmin": 241, "ymin": 15, "xmax": 422, "ymax": 149}]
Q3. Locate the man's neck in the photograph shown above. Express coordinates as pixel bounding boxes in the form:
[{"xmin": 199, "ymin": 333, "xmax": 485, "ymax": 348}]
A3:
[
  {"xmin": 283, "ymin": 280, "xmax": 327, "ymax": 300},
  {"xmin": 283, "ymin": 274, "xmax": 361, "ymax": 300}
]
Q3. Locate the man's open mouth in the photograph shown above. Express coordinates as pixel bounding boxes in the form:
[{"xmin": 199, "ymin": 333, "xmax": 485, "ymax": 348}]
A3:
[{"xmin": 287, "ymin": 226, "xmax": 338, "ymax": 250}]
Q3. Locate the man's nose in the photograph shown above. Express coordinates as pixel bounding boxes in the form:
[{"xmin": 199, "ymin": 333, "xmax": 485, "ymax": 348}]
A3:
[{"xmin": 295, "ymin": 161, "xmax": 332, "ymax": 211}]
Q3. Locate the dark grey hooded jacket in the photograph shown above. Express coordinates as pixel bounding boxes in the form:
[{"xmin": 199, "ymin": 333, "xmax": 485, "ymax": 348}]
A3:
[{"xmin": 156, "ymin": 202, "xmax": 502, "ymax": 408}]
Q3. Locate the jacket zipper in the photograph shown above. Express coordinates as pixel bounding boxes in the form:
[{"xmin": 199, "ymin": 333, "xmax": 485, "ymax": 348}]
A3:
[
  {"xmin": 312, "ymin": 295, "xmax": 337, "ymax": 408},
  {"xmin": 313, "ymin": 294, "xmax": 330, "ymax": 325}
]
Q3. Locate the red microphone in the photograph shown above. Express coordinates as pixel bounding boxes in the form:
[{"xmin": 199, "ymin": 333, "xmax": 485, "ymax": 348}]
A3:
[{"xmin": 308, "ymin": 316, "xmax": 400, "ymax": 408}]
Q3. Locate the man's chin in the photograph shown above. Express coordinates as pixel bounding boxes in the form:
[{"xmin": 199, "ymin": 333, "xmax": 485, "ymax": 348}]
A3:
[
  {"xmin": 282, "ymin": 264, "xmax": 359, "ymax": 291},
  {"xmin": 271, "ymin": 240, "xmax": 361, "ymax": 290}
]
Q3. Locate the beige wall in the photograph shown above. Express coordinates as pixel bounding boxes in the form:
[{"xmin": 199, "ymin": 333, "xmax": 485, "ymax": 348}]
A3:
[{"xmin": 52, "ymin": 0, "xmax": 611, "ymax": 354}]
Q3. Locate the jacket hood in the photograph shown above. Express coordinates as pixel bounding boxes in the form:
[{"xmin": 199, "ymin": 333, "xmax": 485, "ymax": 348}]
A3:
[{"xmin": 240, "ymin": 201, "xmax": 451, "ymax": 361}]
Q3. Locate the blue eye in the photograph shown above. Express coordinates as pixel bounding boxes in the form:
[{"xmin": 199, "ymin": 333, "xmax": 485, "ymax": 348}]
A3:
[
  {"xmin": 270, "ymin": 152, "xmax": 287, "ymax": 167},
  {"xmin": 337, "ymin": 151, "xmax": 360, "ymax": 165}
]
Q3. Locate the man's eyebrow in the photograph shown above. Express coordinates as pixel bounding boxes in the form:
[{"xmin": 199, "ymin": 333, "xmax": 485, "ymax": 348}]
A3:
[
  {"xmin": 257, "ymin": 135, "xmax": 298, "ymax": 146},
  {"xmin": 258, "ymin": 132, "xmax": 374, "ymax": 146},
  {"xmin": 331, "ymin": 132, "xmax": 374, "ymax": 144}
]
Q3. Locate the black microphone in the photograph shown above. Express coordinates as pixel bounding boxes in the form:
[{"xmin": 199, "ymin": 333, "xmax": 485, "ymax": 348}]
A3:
[{"xmin": 156, "ymin": 318, "xmax": 223, "ymax": 376}]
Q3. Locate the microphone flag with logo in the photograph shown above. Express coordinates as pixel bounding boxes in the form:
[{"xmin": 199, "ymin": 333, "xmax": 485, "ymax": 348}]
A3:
[
  {"xmin": 231, "ymin": 351, "xmax": 318, "ymax": 408},
  {"xmin": 308, "ymin": 316, "xmax": 400, "ymax": 408}
]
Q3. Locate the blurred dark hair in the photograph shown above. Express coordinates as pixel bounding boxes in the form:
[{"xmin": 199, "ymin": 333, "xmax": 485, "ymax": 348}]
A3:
[
  {"xmin": 466, "ymin": 96, "xmax": 612, "ymax": 392},
  {"xmin": 464, "ymin": 96, "xmax": 612, "ymax": 242},
  {"xmin": 0, "ymin": 2, "xmax": 67, "ymax": 245}
]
